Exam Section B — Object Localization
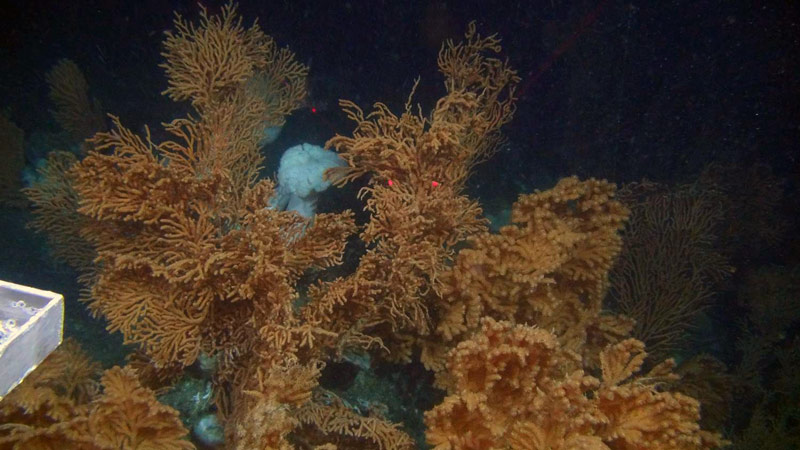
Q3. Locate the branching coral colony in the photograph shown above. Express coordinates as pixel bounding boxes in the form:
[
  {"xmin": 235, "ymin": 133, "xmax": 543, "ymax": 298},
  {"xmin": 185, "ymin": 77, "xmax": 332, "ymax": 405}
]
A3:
[{"xmin": 15, "ymin": 3, "xmax": 728, "ymax": 449}]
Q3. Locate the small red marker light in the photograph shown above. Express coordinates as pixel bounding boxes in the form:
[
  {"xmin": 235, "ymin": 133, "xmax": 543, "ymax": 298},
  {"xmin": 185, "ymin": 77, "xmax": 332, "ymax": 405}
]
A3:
[
  {"xmin": 387, "ymin": 179, "xmax": 394, "ymax": 186},
  {"xmin": 431, "ymin": 180, "xmax": 439, "ymax": 187}
]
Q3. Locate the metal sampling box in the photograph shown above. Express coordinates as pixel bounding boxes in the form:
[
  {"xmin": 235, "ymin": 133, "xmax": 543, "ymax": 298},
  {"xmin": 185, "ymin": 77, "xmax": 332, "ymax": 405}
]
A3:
[{"xmin": 0, "ymin": 280, "xmax": 64, "ymax": 400}]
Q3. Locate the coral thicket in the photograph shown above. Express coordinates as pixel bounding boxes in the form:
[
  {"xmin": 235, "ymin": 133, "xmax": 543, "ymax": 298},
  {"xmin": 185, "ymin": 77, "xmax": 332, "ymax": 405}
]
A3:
[{"xmin": 17, "ymin": 3, "xmax": 728, "ymax": 449}]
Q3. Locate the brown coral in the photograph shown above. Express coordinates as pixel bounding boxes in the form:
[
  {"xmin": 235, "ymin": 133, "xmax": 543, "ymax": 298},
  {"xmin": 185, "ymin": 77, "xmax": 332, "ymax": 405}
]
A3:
[
  {"xmin": 609, "ymin": 181, "xmax": 733, "ymax": 362},
  {"xmin": 45, "ymin": 59, "xmax": 105, "ymax": 144},
  {"xmin": 23, "ymin": 151, "xmax": 96, "ymax": 271},
  {"xmin": 0, "ymin": 114, "xmax": 25, "ymax": 207}
]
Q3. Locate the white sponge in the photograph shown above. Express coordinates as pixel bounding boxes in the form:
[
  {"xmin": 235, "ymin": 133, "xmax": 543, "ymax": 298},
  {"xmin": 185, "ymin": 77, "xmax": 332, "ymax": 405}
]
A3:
[{"xmin": 270, "ymin": 143, "xmax": 345, "ymax": 218}]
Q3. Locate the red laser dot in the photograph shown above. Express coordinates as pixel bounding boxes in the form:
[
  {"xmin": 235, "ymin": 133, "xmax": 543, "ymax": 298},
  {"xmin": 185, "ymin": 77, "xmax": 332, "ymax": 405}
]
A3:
[
  {"xmin": 431, "ymin": 180, "xmax": 439, "ymax": 187},
  {"xmin": 387, "ymin": 179, "xmax": 394, "ymax": 186}
]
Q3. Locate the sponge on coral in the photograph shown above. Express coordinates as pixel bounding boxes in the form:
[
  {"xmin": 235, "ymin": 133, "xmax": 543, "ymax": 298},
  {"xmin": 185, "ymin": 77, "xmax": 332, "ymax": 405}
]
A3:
[{"xmin": 270, "ymin": 143, "xmax": 345, "ymax": 218}]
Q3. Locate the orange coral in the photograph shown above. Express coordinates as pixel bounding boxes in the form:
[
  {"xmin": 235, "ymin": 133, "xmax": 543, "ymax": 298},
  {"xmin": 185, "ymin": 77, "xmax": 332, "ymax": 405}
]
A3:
[
  {"xmin": 327, "ymin": 21, "xmax": 518, "ymax": 190},
  {"xmin": 0, "ymin": 338, "xmax": 99, "ymax": 427},
  {"xmin": 222, "ymin": 350, "xmax": 416, "ymax": 449},
  {"xmin": 0, "ymin": 340, "xmax": 192, "ymax": 450},
  {"xmin": 62, "ymin": 4, "xmax": 413, "ymax": 449},
  {"xmin": 427, "ymin": 177, "xmax": 632, "ymax": 373},
  {"xmin": 425, "ymin": 318, "xmax": 727, "ymax": 450},
  {"xmin": 161, "ymin": 2, "xmax": 307, "ymax": 126},
  {"xmin": 66, "ymin": 1, "xmax": 337, "ymax": 371},
  {"xmin": 73, "ymin": 114, "xmax": 354, "ymax": 367},
  {"xmin": 161, "ymin": 2, "xmax": 273, "ymax": 108},
  {"xmin": 221, "ymin": 352, "xmax": 323, "ymax": 448},
  {"xmin": 293, "ymin": 394, "xmax": 415, "ymax": 449},
  {"xmin": 301, "ymin": 21, "xmax": 520, "ymax": 361},
  {"xmin": 87, "ymin": 367, "xmax": 194, "ymax": 450}
]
